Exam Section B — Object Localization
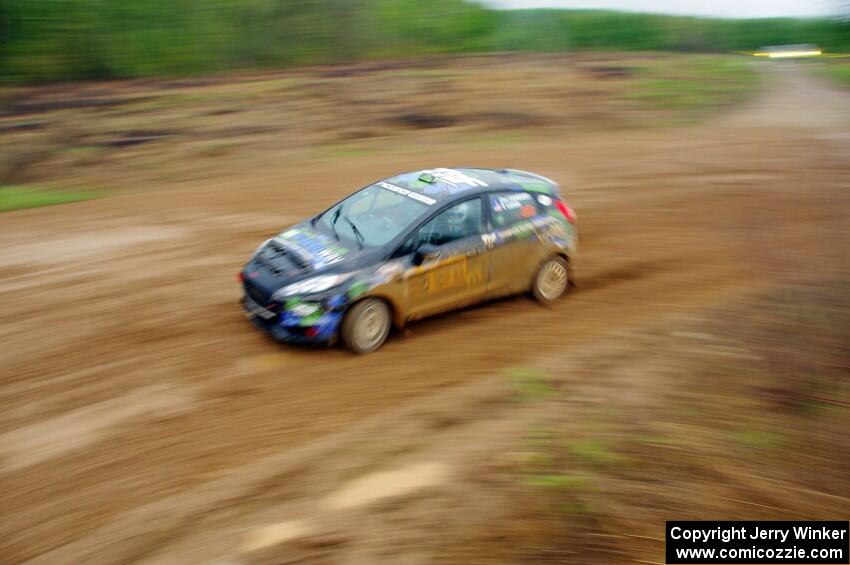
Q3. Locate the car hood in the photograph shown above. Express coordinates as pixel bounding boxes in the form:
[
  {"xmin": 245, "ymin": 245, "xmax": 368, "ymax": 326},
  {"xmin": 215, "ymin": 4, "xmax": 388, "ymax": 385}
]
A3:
[
  {"xmin": 244, "ymin": 222, "xmax": 373, "ymax": 304},
  {"xmin": 273, "ymin": 223, "xmax": 360, "ymax": 272}
]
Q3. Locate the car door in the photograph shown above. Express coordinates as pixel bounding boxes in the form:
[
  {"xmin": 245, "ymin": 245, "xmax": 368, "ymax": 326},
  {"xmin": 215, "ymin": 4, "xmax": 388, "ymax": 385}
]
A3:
[
  {"xmin": 398, "ymin": 197, "xmax": 489, "ymax": 321},
  {"xmin": 485, "ymin": 191, "xmax": 548, "ymax": 298}
]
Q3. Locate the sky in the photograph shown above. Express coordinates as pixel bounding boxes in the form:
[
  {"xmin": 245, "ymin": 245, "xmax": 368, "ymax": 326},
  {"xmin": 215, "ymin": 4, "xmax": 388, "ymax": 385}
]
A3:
[{"xmin": 483, "ymin": 0, "xmax": 832, "ymax": 19}]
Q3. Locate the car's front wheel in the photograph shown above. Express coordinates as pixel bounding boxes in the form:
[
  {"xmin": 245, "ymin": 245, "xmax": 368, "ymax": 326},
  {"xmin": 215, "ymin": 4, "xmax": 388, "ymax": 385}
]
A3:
[
  {"xmin": 532, "ymin": 256, "xmax": 570, "ymax": 304},
  {"xmin": 341, "ymin": 298, "xmax": 392, "ymax": 354}
]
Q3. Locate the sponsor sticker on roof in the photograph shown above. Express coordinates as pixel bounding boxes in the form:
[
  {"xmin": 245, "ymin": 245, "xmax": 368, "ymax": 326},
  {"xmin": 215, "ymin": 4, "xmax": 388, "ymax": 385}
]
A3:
[
  {"xmin": 418, "ymin": 168, "xmax": 488, "ymax": 188},
  {"xmin": 378, "ymin": 181, "xmax": 436, "ymax": 205}
]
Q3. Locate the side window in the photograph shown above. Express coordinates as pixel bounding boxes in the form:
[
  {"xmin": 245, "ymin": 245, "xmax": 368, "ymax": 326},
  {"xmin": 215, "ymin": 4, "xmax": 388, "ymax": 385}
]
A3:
[
  {"xmin": 398, "ymin": 198, "xmax": 482, "ymax": 255},
  {"xmin": 489, "ymin": 191, "xmax": 537, "ymax": 228}
]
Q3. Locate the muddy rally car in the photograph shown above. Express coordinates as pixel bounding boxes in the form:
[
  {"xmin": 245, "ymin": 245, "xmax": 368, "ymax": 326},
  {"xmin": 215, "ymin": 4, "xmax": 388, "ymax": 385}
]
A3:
[{"xmin": 240, "ymin": 168, "xmax": 577, "ymax": 353}]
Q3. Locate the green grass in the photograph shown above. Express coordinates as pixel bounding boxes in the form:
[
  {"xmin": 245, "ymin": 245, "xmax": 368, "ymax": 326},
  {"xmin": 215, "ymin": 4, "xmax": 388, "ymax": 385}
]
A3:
[
  {"xmin": 626, "ymin": 57, "xmax": 758, "ymax": 113},
  {"xmin": 727, "ymin": 428, "xmax": 786, "ymax": 451},
  {"xmin": 389, "ymin": 69, "xmax": 458, "ymax": 79},
  {"xmin": 0, "ymin": 186, "xmax": 98, "ymax": 212},
  {"xmin": 522, "ymin": 473, "xmax": 589, "ymax": 491},
  {"xmin": 567, "ymin": 439, "xmax": 626, "ymax": 467},
  {"xmin": 821, "ymin": 63, "xmax": 850, "ymax": 88},
  {"xmin": 505, "ymin": 367, "xmax": 556, "ymax": 402}
]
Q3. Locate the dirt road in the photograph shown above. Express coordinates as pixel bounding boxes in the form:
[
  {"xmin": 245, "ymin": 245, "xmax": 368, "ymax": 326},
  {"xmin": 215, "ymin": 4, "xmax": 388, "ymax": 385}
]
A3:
[{"xmin": 1, "ymin": 63, "xmax": 848, "ymax": 564}]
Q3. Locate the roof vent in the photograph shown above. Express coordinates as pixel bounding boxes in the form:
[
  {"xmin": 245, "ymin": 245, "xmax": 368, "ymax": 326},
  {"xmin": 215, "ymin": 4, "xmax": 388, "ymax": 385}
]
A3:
[{"xmin": 418, "ymin": 173, "xmax": 436, "ymax": 184}]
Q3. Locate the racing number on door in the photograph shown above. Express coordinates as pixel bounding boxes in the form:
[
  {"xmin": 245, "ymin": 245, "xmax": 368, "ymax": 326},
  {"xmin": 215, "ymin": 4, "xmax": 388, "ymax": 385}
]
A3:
[{"xmin": 411, "ymin": 255, "xmax": 485, "ymax": 298}]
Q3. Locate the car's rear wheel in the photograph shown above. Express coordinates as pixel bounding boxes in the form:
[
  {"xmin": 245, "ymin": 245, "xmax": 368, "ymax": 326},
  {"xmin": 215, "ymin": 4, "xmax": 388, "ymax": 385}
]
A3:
[
  {"xmin": 532, "ymin": 256, "xmax": 570, "ymax": 304},
  {"xmin": 341, "ymin": 298, "xmax": 391, "ymax": 354}
]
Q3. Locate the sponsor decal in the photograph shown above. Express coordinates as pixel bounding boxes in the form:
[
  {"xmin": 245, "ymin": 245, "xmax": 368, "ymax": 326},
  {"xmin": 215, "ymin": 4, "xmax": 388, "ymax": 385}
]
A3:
[
  {"xmin": 418, "ymin": 168, "xmax": 488, "ymax": 189},
  {"xmin": 492, "ymin": 192, "xmax": 532, "ymax": 213},
  {"xmin": 378, "ymin": 181, "xmax": 436, "ymax": 206},
  {"xmin": 347, "ymin": 281, "xmax": 369, "ymax": 300},
  {"xmin": 289, "ymin": 302, "xmax": 320, "ymax": 317},
  {"xmin": 279, "ymin": 295, "xmax": 346, "ymax": 337},
  {"xmin": 279, "ymin": 295, "xmax": 343, "ymax": 338},
  {"xmin": 531, "ymin": 215, "xmax": 569, "ymax": 245},
  {"xmin": 492, "ymin": 217, "xmax": 545, "ymax": 244},
  {"xmin": 279, "ymin": 228, "xmax": 349, "ymax": 268},
  {"xmin": 280, "ymin": 302, "xmax": 321, "ymax": 327},
  {"xmin": 327, "ymin": 293, "xmax": 347, "ymax": 309},
  {"xmin": 503, "ymin": 221, "xmax": 533, "ymax": 239},
  {"xmin": 244, "ymin": 295, "xmax": 275, "ymax": 320},
  {"xmin": 314, "ymin": 311, "xmax": 343, "ymax": 339},
  {"xmin": 409, "ymin": 255, "xmax": 485, "ymax": 297}
]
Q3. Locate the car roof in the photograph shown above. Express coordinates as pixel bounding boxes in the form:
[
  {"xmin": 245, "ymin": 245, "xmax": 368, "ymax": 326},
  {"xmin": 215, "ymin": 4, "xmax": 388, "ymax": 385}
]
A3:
[{"xmin": 382, "ymin": 168, "xmax": 560, "ymax": 205}]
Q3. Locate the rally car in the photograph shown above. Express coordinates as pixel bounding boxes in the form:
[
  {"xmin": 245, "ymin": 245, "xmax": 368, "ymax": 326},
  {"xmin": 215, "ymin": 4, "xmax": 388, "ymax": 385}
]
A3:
[{"xmin": 240, "ymin": 168, "xmax": 577, "ymax": 353}]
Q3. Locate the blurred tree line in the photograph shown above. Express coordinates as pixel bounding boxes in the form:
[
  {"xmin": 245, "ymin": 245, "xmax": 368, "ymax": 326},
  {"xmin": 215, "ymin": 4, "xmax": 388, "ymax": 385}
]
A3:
[{"xmin": 1, "ymin": 0, "xmax": 847, "ymax": 82}]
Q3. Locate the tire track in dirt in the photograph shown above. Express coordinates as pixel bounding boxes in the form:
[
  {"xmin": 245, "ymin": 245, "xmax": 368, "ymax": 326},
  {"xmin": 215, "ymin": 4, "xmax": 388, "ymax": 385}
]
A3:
[
  {"xmin": 0, "ymin": 385, "xmax": 194, "ymax": 472},
  {"xmin": 18, "ymin": 321, "xmax": 703, "ymax": 565}
]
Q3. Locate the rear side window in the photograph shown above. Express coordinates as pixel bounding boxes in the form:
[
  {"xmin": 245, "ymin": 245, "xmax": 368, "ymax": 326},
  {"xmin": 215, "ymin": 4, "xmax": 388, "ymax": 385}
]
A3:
[{"xmin": 489, "ymin": 192, "xmax": 537, "ymax": 228}]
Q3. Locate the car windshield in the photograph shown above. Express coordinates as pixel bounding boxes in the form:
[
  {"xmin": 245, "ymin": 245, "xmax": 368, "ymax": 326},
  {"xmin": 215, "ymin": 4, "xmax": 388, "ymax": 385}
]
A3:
[{"xmin": 319, "ymin": 182, "xmax": 434, "ymax": 247}]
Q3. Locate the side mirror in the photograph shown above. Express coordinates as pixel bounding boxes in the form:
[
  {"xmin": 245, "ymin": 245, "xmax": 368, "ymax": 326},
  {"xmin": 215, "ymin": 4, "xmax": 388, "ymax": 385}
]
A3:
[{"xmin": 412, "ymin": 244, "xmax": 441, "ymax": 266}]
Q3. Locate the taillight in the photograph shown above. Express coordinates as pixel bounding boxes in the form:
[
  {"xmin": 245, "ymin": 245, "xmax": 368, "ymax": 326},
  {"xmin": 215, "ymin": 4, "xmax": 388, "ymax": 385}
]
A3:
[
  {"xmin": 237, "ymin": 271, "xmax": 244, "ymax": 283},
  {"xmin": 555, "ymin": 199, "xmax": 576, "ymax": 224}
]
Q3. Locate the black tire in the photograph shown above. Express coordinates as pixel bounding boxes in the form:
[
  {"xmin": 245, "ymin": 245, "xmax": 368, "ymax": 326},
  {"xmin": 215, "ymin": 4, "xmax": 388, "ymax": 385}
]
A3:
[
  {"xmin": 531, "ymin": 256, "xmax": 570, "ymax": 305},
  {"xmin": 340, "ymin": 298, "xmax": 392, "ymax": 354}
]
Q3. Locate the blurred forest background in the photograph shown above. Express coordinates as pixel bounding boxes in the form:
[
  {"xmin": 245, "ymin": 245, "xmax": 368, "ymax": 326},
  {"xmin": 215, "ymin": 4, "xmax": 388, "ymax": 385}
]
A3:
[{"xmin": 1, "ymin": 0, "xmax": 849, "ymax": 82}]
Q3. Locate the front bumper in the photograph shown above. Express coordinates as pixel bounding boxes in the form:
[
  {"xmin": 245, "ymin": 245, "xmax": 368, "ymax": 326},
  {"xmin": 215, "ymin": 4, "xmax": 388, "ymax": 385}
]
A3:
[{"xmin": 242, "ymin": 293, "xmax": 345, "ymax": 345}]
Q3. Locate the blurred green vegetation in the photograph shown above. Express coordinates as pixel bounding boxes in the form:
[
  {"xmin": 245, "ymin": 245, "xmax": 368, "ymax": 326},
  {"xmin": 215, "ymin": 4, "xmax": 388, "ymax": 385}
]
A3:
[
  {"xmin": 491, "ymin": 10, "xmax": 850, "ymax": 53},
  {"xmin": 627, "ymin": 57, "xmax": 759, "ymax": 111},
  {"xmin": 0, "ymin": 186, "xmax": 98, "ymax": 212},
  {"xmin": 821, "ymin": 61, "xmax": 850, "ymax": 87},
  {"xmin": 505, "ymin": 367, "xmax": 556, "ymax": 402},
  {"xmin": 1, "ymin": 1, "xmax": 848, "ymax": 82}
]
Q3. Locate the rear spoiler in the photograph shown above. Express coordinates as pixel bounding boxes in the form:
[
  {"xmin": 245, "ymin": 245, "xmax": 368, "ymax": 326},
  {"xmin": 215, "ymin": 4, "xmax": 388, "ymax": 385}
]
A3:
[
  {"xmin": 502, "ymin": 168, "xmax": 562, "ymax": 198},
  {"xmin": 502, "ymin": 168, "xmax": 558, "ymax": 187}
]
